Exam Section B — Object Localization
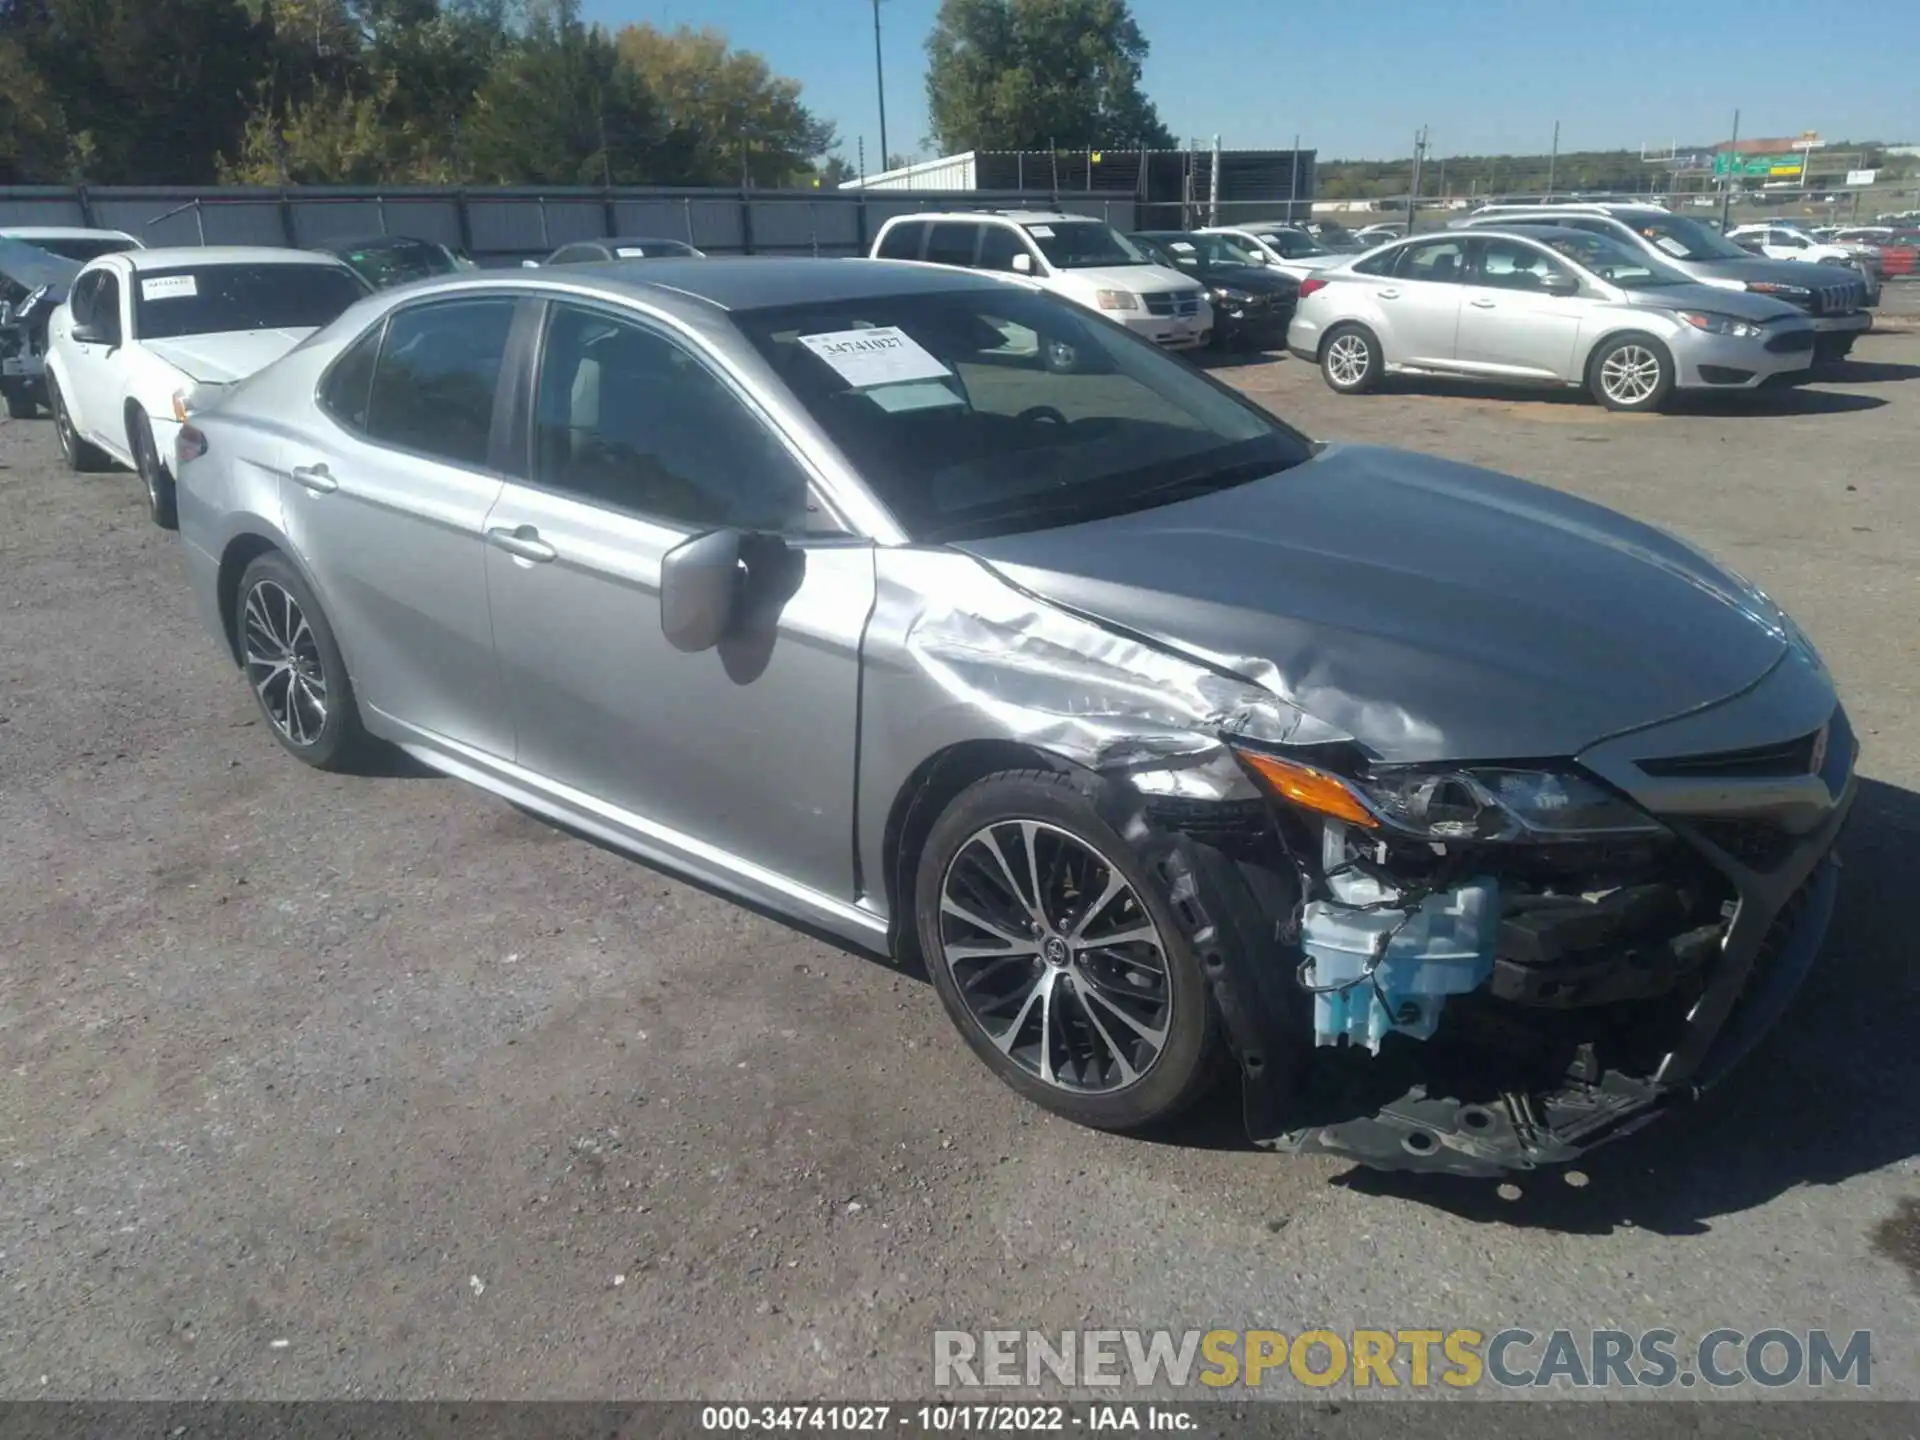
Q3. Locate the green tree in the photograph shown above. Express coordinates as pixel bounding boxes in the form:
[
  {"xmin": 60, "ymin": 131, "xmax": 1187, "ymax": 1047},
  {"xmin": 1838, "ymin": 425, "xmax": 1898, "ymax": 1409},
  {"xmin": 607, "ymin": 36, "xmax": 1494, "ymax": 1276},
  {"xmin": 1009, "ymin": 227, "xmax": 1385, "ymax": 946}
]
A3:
[
  {"xmin": 221, "ymin": 0, "xmax": 511, "ymax": 181},
  {"xmin": 460, "ymin": 0, "xmax": 664, "ymax": 185},
  {"xmin": 614, "ymin": 22, "xmax": 834, "ymax": 186},
  {"xmin": 924, "ymin": 0, "xmax": 1173, "ymax": 155},
  {"xmin": 3, "ymin": 0, "xmax": 273, "ymax": 182}
]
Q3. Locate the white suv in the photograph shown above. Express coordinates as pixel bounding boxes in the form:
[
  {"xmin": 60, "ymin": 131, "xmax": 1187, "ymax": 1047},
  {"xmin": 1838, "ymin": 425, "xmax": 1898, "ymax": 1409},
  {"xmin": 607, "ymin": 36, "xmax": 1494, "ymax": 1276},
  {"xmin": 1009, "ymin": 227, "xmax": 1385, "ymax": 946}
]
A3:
[{"xmin": 870, "ymin": 210, "xmax": 1212, "ymax": 350}]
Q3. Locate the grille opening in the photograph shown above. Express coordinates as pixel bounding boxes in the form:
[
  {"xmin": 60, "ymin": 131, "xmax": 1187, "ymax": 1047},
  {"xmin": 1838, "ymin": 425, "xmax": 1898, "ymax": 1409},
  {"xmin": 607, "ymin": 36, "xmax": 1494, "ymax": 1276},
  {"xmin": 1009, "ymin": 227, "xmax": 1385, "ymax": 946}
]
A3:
[{"xmin": 1637, "ymin": 728, "xmax": 1821, "ymax": 779}]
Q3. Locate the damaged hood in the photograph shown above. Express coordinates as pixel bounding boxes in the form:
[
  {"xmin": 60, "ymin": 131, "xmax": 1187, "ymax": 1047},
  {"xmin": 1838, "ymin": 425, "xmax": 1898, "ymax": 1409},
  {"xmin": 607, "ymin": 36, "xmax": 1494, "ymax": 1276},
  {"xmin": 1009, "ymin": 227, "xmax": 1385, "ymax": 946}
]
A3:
[
  {"xmin": 951, "ymin": 444, "xmax": 1789, "ymax": 764},
  {"xmin": 142, "ymin": 329, "xmax": 317, "ymax": 385}
]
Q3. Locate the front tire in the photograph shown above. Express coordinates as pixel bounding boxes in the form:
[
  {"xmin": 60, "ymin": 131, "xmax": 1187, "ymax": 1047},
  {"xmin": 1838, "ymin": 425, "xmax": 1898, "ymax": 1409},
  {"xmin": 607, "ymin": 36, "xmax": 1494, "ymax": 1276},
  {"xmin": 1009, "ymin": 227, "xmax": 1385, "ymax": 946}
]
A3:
[
  {"xmin": 129, "ymin": 407, "xmax": 177, "ymax": 529},
  {"xmin": 1588, "ymin": 333, "xmax": 1675, "ymax": 412},
  {"xmin": 914, "ymin": 769, "xmax": 1222, "ymax": 1133},
  {"xmin": 234, "ymin": 551, "xmax": 370, "ymax": 771},
  {"xmin": 1320, "ymin": 323, "xmax": 1382, "ymax": 394},
  {"xmin": 49, "ymin": 376, "xmax": 110, "ymax": 471}
]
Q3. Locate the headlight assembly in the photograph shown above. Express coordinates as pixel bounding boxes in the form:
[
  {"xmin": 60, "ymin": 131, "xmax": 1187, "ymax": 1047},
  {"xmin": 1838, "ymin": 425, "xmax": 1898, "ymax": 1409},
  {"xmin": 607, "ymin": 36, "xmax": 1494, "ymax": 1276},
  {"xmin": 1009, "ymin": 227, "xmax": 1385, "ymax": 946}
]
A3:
[
  {"xmin": 1744, "ymin": 281, "xmax": 1811, "ymax": 301},
  {"xmin": 1677, "ymin": 310, "xmax": 1765, "ymax": 339},
  {"xmin": 1094, "ymin": 290, "xmax": 1141, "ymax": 311},
  {"xmin": 1211, "ymin": 287, "xmax": 1254, "ymax": 304},
  {"xmin": 1233, "ymin": 749, "xmax": 1665, "ymax": 841}
]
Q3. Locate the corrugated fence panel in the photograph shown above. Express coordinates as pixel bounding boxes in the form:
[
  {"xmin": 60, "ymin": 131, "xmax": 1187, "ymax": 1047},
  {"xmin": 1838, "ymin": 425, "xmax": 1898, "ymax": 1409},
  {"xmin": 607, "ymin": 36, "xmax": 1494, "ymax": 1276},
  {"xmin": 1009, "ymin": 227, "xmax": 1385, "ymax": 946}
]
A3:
[
  {"xmin": 683, "ymin": 198, "xmax": 746, "ymax": 252},
  {"xmin": 465, "ymin": 196, "xmax": 555, "ymax": 254},
  {"xmin": 612, "ymin": 196, "xmax": 707, "ymax": 246},
  {"xmin": 0, "ymin": 192, "xmax": 87, "ymax": 227},
  {"xmin": 541, "ymin": 198, "xmax": 608, "ymax": 246},
  {"xmin": 0, "ymin": 185, "xmax": 1130, "ymax": 258}
]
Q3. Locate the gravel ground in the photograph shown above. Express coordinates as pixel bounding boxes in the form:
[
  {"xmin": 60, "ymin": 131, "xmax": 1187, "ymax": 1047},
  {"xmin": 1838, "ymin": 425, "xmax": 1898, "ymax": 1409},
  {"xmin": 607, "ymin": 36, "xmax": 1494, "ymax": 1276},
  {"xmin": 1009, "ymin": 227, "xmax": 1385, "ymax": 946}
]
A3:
[{"xmin": 2, "ymin": 293, "xmax": 1918, "ymax": 1408}]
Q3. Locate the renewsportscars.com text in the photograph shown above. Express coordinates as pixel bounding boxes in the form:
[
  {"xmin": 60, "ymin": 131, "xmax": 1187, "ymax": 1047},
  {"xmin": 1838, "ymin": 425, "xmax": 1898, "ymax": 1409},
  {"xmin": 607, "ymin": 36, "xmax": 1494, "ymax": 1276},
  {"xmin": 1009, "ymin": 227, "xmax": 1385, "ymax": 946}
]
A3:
[{"xmin": 933, "ymin": 1327, "xmax": 1873, "ymax": 1391}]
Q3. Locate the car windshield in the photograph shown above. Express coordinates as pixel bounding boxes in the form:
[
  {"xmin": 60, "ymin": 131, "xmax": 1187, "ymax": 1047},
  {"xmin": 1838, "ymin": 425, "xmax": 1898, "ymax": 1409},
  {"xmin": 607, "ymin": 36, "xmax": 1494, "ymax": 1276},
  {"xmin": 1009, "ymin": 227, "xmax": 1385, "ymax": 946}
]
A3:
[
  {"xmin": 1631, "ymin": 213, "xmax": 1751, "ymax": 261},
  {"xmin": 1539, "ymin": 231, "xmax": 1690, "ymax": 287},
  {"xmin": 1136, "ymin": 234, "xmax": 1259, "ymax": 273},
  {"xmin": 1023, "ymin": 221, "xmax": 1150, "ymax": 268},
  {"xmin": 334, "ymin": 240, "xmax": 458, "ymax": 289},
  {"xmin": 27, "ymin": 236, "xmax": 138, "ymax": 263},
  {"xmin": 735, "ymin": 287, "xmax": 1310, "ymax": 541},
  {"xmin": 133, "ymin": 264, "xmax": 368, "ymax": 339}
]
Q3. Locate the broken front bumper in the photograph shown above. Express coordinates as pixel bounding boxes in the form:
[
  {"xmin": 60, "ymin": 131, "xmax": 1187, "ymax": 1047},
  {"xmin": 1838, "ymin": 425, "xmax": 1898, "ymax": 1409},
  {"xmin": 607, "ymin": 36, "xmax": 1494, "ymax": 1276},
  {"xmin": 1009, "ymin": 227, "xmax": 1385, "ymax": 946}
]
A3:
[{"xmin": 1147, "ymin": 681, "xmax": 1858, "ymax": 1178}]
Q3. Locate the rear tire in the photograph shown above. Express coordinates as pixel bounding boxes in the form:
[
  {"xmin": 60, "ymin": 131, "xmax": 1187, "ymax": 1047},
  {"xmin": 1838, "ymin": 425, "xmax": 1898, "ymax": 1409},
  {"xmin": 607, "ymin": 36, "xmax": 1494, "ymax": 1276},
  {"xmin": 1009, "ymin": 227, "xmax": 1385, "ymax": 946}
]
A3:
[
  {"xmin": 234, "ymin": 551, "xmax": 370, "ymax": 772},
  {"xmin": 49, "ymin": 376, "xmax": 110, "ymax": 471},
  {"xmin": 129, "ymin": 407, "xmax": 177, "ymax": 530},
  {"xmin": 914, "ymin": 769, "xmax": 1223, "ymax": 1133},
  {"xmin": 1588, "ymin": 333, "xmax": 1675, "ymax": 412},
  {"xmin": 1320, "ymin": 323, "xmax": 1382, "ymax": 394}
]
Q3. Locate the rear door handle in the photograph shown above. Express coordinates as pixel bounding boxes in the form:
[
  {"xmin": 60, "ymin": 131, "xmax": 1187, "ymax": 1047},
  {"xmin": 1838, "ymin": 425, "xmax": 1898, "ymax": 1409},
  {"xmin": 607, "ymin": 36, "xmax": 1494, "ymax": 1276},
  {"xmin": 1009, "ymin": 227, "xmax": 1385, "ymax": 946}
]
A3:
[
  {"xmin": 290, "ymin": 462, "xmax": 337, "ymax": 494},
  {"xmin": 1469, "ymin": 297, "xmax": 1497, "ymax": 309},
  {"xmin": 486, "ymin": 525, "xmax": 557, "ymax": 563}
]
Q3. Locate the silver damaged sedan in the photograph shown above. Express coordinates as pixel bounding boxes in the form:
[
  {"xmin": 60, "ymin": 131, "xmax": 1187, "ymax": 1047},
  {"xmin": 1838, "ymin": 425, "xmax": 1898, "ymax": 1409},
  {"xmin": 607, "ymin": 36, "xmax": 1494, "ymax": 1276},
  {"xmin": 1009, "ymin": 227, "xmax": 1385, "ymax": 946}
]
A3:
[{"xmin": 173, "ymin": 258, "xmax": 1856, "ymax": 1176}]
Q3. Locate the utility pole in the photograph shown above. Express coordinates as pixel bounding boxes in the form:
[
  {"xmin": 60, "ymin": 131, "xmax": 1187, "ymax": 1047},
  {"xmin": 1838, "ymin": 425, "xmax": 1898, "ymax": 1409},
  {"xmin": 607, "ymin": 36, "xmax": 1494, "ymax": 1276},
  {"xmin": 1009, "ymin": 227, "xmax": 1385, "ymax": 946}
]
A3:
[
  {"xmin": 871, "ymin": 0, "xmax": 890, "ymax": 171},
  {"xmin": 1404, "ymin": 126, "xmax": 1428, "ymax": 234},
  {"xmin": 1545, "ymin": 120, "xmax": 1559, "ymax": 200},
  {"xmin": 1288, "ymin": 132, "xmax": 1300, "ymax": 224},
  {"xmin": 1720, "ymin": 108, "xmax": 1740, "ymax": 231}
]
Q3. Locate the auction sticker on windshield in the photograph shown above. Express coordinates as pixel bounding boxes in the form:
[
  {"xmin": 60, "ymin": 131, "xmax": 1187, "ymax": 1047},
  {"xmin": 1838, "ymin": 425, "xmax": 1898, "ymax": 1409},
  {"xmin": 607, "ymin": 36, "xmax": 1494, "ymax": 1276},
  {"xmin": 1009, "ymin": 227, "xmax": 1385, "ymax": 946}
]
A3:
[
  {"xmin": 140, "ymin": 275, "xmax": 198, "ymax": 301},
  {"xmin": 799, "ymin": 326, "xmax": 951, "ymax": 389}
]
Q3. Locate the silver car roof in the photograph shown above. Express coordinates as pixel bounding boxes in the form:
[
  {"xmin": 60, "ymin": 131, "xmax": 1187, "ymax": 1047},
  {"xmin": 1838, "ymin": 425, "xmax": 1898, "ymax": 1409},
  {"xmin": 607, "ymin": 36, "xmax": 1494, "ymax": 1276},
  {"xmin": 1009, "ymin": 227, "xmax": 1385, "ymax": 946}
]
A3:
[{"xmin": 394, "ymin": 256, "xmax": 1018, "ymax": 314}]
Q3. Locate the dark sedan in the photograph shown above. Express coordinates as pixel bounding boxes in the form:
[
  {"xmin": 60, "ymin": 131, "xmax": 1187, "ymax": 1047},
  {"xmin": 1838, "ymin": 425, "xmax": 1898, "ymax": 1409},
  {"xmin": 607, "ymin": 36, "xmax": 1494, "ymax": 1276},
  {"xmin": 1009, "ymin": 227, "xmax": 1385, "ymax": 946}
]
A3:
[
  {"xmin": 538, "ymin": 237, "xmax": 706, "ymax": 266},
  {"xmin": 311, "ymin": 234, "xmax": 471, "ymax": 291},
  {"xmin": 1132, "ymin": 231, "xmax": 1299, "ymax": 350}
]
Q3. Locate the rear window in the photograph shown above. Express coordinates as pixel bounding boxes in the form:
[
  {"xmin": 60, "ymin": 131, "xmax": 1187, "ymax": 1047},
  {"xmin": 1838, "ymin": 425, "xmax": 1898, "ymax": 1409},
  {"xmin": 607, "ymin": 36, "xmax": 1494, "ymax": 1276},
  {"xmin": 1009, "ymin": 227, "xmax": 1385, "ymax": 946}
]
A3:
[
  {"xmin": 876, "ymin": 220, "xmax": 926, "ymax": 260},
  {"xmin": 336, "ymin": 240, "xmax": 459, "ymax": 290},
  {"xmin": 25, "ymin": 236, "xmax": 138, "ymax": 263},
  {"xmin": 924, "ymin": 222, "xmax": 979, "ymax": 268},
  {"xmin": 133, "ymin": 264, "xmax": 369, "ymax": 339}
]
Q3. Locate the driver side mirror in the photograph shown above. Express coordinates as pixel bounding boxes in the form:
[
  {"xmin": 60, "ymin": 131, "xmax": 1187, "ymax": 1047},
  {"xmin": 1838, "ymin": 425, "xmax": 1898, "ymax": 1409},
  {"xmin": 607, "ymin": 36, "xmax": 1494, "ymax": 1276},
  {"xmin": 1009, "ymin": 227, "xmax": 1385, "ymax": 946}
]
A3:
[
  {"xmin": 1541, "ymin": 272, "xmax": 1580, "ymax": 296},
  {"xmin": 1011, "ymin": 253, "xmax": 1033, "ymax": 274},
  {"xmin": 659, "ymin": 528, "xmax": 741, "ymax": 653},
  {"xmin": 71, "ymin": 321, "xmax": 114, "ymax": 347}
]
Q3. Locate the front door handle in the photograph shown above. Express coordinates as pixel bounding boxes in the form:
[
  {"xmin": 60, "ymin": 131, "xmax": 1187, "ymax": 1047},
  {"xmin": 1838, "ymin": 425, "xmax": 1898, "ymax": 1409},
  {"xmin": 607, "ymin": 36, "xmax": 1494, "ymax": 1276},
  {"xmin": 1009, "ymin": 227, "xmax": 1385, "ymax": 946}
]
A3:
[
  {"xmin": 1469, "ymin": 297, "xmax": 1497, "ymax": 309},
  {"xmin": 1376, "ymin": 288, "xmax": 1401, "ymax": 299},
  {"xmin": 290, "ymin": 462, "xmax": 337, "ymax": 494},
  {"xmin": 486, "ymin": 525, "xmax": 557, "ymax": 563}
]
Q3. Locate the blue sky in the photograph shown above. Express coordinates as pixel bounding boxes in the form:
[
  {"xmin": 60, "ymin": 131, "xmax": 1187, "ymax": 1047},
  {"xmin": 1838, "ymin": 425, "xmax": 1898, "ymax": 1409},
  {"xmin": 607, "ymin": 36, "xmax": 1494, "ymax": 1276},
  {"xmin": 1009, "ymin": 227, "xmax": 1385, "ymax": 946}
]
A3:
[{"xmin": 584, "ymin": 0, "xmax": 1920, "ymax": 164}]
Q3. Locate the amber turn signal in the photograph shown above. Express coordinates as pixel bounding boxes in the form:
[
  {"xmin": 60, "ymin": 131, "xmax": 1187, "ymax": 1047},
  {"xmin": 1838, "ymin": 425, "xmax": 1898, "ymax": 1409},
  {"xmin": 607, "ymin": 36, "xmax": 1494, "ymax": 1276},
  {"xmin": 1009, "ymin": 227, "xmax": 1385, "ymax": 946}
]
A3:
[{"xmin": 1234, "ymin": 750, "xmax": 1379, "ymax": 828}]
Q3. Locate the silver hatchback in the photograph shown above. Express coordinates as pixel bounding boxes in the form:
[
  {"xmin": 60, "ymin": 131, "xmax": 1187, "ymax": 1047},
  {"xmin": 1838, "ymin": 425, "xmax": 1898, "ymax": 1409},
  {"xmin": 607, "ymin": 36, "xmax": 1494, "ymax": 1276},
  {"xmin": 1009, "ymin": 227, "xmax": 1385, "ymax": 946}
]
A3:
[
  {"xmin": 1287, "ymin": 227, "xmax": 1817, "ymax": 411},
  {"xmin": 171, "ymin": 259, "xmax": 1854, "ymax": 1176}
]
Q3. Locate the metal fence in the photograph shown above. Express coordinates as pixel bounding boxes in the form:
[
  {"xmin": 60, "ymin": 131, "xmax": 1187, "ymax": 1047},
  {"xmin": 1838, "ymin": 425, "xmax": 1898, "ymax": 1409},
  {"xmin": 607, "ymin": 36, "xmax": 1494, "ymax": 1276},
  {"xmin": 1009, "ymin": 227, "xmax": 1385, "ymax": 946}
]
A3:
[{"xmin": 0, "ymin": 184, "xmax": 1138, "ymax": 263}]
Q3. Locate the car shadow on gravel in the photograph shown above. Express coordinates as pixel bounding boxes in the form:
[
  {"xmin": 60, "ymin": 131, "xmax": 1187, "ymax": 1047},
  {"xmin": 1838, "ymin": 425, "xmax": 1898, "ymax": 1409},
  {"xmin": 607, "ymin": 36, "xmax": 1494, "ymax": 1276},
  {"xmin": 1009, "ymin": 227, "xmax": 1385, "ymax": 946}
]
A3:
[
  {"xmin": 1811, "ymin": 358, "xmax": 1920, "ymax": 384},
  {"xmin": 1369, "ymin": 378, "xmax": 1887, "ymax": 416},
  {"xmin": 1335, "ymin": 776, "xmax": 1920, "ymax": 1234}
]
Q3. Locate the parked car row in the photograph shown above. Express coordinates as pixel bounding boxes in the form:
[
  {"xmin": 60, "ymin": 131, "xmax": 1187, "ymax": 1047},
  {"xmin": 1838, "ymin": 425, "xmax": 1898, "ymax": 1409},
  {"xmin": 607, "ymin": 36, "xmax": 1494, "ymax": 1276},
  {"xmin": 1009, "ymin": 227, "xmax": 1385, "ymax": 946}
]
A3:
[{"xmin": 128, "ymin": 249, "xmax": 1854, "ymax": 1178}]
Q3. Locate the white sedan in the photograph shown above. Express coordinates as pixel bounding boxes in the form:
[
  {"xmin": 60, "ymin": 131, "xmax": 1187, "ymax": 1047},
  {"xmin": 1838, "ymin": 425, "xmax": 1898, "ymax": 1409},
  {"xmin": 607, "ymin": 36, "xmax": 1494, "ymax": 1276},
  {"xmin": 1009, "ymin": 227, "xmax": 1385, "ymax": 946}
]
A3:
[{"xmin": 45, "ymin": 246, "xmax": 369, "ymax": 527}]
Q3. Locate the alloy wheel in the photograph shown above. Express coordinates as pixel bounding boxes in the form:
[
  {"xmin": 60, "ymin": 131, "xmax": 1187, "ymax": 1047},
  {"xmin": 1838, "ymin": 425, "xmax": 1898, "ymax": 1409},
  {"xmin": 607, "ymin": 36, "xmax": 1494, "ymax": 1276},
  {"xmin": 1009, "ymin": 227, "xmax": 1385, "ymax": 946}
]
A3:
[
  {"xmin": 52, "ymin": 388, "xmax": 74, "ymax": 460},
  {"xmin": 1325, "ymin": 333, "xmax": 1371, "ymax": 387},
  {"xmin": 1599, "ymin": 345, "xmax": 1662, "ymax": 405},
  {"xmin": 242, "ymin": 579, "xmax": 329, "ymax": 747},
  {"xmin": 937, "ymin": 819, "xmax": 1173, "ymax": 1094}
]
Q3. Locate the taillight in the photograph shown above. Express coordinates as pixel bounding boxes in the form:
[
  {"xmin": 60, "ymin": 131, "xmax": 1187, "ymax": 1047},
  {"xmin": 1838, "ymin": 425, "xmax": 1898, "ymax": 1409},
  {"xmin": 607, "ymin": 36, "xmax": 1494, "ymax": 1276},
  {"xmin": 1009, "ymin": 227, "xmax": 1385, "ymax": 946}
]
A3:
[
  {"xmin": 176, "ymin": 424, "xmax": 208, "ymax": 467},
  {"xmin": 1298, "ymin": 277, "xmax": 1330, "ymax": 298}
]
